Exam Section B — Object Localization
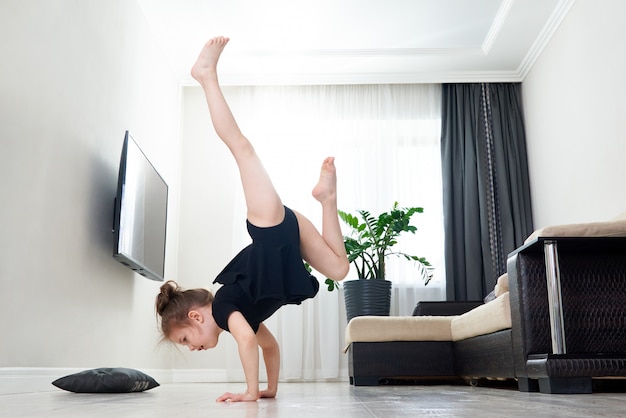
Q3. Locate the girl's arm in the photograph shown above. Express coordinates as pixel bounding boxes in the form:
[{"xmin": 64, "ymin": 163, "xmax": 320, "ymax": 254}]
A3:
[
  {"xmin": 256, "ymin": 323, "xmax": 280, "ymax": 398},
  {"xmin": 216, "ymin": 312, "xmax": 259, "ymax": 402}
]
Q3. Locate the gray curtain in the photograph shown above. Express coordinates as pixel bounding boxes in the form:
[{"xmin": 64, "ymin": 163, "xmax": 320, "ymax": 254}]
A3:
[{"xmin": 441, "ymin": 83, "xmax": 534, "ymax": 301}]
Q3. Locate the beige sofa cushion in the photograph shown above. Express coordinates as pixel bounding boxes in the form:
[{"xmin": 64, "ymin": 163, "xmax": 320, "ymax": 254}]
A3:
[
  {"xmin": 345, "ymin": 315, "xmax": 454, "ymax": 347},
  {"xmin": 525, "ymin": 219, "xmax": 626, "ymax": 244},
  {"xmin": 451, "ymin": 292, "xmax": 511, "ymax": 341},
  {"xmin": 345, "ymin": 293, "xmax": 512, "ymax": 348}
]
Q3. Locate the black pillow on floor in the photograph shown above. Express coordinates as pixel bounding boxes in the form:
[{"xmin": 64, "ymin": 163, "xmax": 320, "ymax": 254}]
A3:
[{"xmin": 52, "ymin": 367, "xmax": 159, "ymax": 393}]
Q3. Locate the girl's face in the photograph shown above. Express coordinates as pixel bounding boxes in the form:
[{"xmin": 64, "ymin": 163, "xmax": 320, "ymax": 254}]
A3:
[{"xmin": 169, "ymin": 307, "xmax": 220, "ymax": 351}]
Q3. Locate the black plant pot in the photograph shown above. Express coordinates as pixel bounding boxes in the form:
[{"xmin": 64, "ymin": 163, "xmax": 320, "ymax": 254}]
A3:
[{"xmin": 343, "ymin": 279, "xmax": 392, "ymax": 323}]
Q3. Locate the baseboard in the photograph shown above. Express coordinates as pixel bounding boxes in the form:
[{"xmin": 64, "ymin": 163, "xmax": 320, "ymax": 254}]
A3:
[
  {"xmin": 0, "ymin": 368, "xmax": 82, "ymax": 395},
  {"xmin": 0, "ymin": 367, "xmax": 348, "ymax": 395},
  {"xmin": 0, "ymin": 367, "xmax": 228, "ymax": 395}
]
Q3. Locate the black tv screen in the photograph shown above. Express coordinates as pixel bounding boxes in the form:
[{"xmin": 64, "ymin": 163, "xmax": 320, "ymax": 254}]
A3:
[{"xmin": 112, "ymin": 131, "xmax": 168, "ymax": 281}]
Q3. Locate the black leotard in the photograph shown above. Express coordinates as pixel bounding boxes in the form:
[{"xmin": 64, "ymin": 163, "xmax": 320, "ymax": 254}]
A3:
[{"xmin": 211, "ymin": 206, "xmax": 319, "ymax": 333}]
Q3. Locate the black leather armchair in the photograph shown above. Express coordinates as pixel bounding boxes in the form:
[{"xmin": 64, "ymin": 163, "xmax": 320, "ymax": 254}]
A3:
[{"xmin": 507, "ymin": 236, "xmax": 626, "ymax": 393}]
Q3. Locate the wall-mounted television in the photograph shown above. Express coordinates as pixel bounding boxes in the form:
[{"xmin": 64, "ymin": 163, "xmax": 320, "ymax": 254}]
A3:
[{"xmin": 112, "ymin": 131, "xmax": 168, "ymax": 281}]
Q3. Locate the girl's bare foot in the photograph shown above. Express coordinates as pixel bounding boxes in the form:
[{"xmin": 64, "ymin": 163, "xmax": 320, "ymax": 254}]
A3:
[
  {"xmin": 191, "ymin": 36, "xmax": 230, "ymax": 84},
  {"xmin": 312, "ymin": 157, "xmax": 337, "ymax": 203}
]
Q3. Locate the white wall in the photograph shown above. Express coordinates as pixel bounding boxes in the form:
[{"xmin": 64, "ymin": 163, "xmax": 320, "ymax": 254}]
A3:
[
  {"xmin": 0, "ymin": 0, "xmax": 180, "ymax": 370},
  {"xmin": 522, "ymin": 0, "xmax": 626, "ymax": 228}
]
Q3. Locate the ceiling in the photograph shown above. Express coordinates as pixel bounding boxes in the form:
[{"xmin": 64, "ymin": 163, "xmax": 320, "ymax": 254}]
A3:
[{"xmin": 137, "ymin": 0, "xmax": 576, "ymax": 86}]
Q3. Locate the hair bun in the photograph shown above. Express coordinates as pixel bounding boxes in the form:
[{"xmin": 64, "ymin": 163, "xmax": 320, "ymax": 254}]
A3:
[{"xmin": 155, "ymin": 280, "xmax": 180, "ymax": 316}]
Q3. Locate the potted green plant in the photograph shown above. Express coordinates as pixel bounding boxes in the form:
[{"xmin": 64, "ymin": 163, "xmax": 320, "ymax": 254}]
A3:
[{"xmin": 326, "ymin": 202, "xmax": 431, "ymax": 322}]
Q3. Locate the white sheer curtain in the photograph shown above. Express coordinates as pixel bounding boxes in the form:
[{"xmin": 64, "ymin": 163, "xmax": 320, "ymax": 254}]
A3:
[{"xmin": 221, "ymin": 84, "xmax": 444, "ymax": 381}]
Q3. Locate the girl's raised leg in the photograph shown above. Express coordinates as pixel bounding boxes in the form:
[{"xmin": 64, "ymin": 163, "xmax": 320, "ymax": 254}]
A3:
[
  {"xmin": 191, "ymin": 37, "xmax": 348, "ymax": 280},
  {"xmin": 191, "ymin": 37, "xmax": 283, "ymax": 227},
  {"xmin": 294, "ymin": 157, "xmax": 349, "ymax": 281}
]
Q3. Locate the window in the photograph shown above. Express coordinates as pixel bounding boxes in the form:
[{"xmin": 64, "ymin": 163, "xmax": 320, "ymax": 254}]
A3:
[{"xmin": 225, "ymin": 84, "xmax": 445, "ymax": 313}]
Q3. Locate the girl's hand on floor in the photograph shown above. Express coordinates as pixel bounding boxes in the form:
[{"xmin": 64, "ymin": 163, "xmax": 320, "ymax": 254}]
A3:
[{"xmin": 216, "ymin": 391, "xmax": 259, "ymax": 402}]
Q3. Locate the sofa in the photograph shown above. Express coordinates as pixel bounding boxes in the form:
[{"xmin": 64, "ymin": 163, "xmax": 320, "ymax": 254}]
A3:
[{"xmin": 344, "ymin": 214, "xmax": 626, "ymax": 393}]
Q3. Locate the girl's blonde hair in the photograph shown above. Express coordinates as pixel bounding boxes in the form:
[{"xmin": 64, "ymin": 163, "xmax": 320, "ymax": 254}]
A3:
[{"xmin": 155, "ymin": 280, "xmax": 214, "ymax": 339}]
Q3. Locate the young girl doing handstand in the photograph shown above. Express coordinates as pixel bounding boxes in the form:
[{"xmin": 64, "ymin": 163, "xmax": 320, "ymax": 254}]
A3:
[{"xmin": 155, "ymin": 37, "xmax": 349, "ymax": 403}]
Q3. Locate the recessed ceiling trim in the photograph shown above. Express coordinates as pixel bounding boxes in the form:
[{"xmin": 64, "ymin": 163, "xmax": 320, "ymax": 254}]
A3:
[
  {"xmin": 482, "ymin": 0, "xmax": 516, "ymax": 54},
  {"xmin": 146, "ymin": 0, "xmax": 573, "ymax": 85},
  {"xmin": 231, "ymin": 48, "xmax": 485, "ymax": 58}
]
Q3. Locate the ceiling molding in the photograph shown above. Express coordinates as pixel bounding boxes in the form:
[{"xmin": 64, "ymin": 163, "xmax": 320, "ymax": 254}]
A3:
[
  {"xmin": 182, "ymin": 70, "xmax": 525, "ymax": 87},
  {"xmin": 518, "ymin": 0, "xmax": 577, "ymax": 79}
]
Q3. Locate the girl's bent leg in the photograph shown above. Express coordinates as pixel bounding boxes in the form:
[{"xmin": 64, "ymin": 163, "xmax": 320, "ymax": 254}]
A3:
[
  {"xmin": 191, "ymin": 37, "xmax": 283, "ymax": 227},
  {"xmin": 295, "ymin": 157, "xmax": 349, "ymax": 281}
]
